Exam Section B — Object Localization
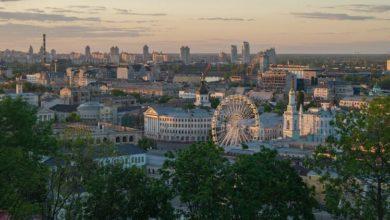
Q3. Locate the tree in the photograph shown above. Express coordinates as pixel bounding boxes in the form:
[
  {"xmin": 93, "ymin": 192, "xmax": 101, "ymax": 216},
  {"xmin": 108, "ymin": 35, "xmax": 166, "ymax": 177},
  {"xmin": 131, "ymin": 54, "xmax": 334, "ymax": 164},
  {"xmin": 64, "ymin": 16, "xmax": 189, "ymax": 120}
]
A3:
[
  {"xmin": 226, "ymin": 149, "xmax": 317, "ymax": 219},
  {"xmin": 210, "ymin": 97, "xmax": 220, "ymax": 109},
  {"xmin": 312, "ymin": 97, "xmax": 389, "ymax": 219},
  {"xmin": 0, "ymin": 97, "xmax": 56, "ymax": 218},
  {"xmin": 162, "ymin": 142, "xmax": 230, "ymax": 219},
  {"xmin": 137, "ymin": 137, "xmax": 156, "ymax": 150},
  {"xmin": 0, "ymin": 147, "xmax": 48, "ymax": 219},
  {"xmin": 83, "ymin": 165, "xmax": 174, "ymax": 220},
  {"xmin": 0, "ymin": 97, "xmax": 56, "ymax": 155},
  {"xmin": 65, "ymin": 112, "xmax": 81, "ymax": 123},
  {"xmin": 111, "ymin": 89, "xmax": 127, "ymax": 97}
]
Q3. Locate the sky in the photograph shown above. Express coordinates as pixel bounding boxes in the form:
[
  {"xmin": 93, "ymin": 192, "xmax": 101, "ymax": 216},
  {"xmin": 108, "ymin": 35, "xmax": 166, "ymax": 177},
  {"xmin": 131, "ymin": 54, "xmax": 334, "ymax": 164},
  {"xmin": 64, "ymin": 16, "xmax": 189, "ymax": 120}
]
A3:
[{"xmin": 0, "ymin": 0, "xmax": 389, "ymax": 54}]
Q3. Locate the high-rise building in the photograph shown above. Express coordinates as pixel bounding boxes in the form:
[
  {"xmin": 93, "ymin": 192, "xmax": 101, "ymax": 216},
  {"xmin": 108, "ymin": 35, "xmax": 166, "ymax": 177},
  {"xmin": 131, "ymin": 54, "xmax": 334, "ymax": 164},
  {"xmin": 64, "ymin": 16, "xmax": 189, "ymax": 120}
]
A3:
[
  {"xmin": 231, "ymin": 45, "xmax": 238, "ymax": 63},
  {"xmin": 180, "ymin": 46, "xmax": 190, "ymax": 65},
  {"xmin": 85, "ymin": 46, "xmax": 91, "ymax": 57},
  {"xmin": 242, "ymin": 41, "xmax": 250, "ymax": 64},
  {"xmin": 387, "ymin": 59, "xmax": 390, "ymax": 71},
  {"xmin": 50, "ymin": 49, "xmax": 56, "ymax": 61},
  {"xmin": 143, "ymin": 45, "xmax": 149, "ymax": 62},
  {"xmin": 110, "ymin": 46, "xmax": 120, "ymax": 65},
  {"xmin": 265, "ymin": 48, "xmax": 276, "ymax": 65},
  {"xmin": 258, "ymin": 52, "xmax": 270, "ymax": 73}
]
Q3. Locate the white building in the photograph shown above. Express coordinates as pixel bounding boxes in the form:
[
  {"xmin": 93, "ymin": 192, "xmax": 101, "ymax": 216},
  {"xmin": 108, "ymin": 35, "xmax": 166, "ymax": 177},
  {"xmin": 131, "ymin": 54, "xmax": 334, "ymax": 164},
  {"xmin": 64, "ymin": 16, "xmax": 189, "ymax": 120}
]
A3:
[
  {"xmin": 144, "ymin": 107, "xmax": 213, "ymax": 143},
  {"xmin": 283, "ymin": 86, "xmax": 337, "ymax": 143},
  {"xmin": 96, "ymin": 144, "xmax": 146, "ymax": 168},
  {"xmin": 77, "ymin": 102, "xmax": 118, "ymax": 124},
  {"xmin": 194, "ymin": 79, "xmax": 211, "ymax": 107},
  {"xmin": 179, "ymin": 90, "xmax": 196, "ymax": 99},
  {"xmin": 37, "ymin": 108, "xmax": 55, "ymax": 122}
]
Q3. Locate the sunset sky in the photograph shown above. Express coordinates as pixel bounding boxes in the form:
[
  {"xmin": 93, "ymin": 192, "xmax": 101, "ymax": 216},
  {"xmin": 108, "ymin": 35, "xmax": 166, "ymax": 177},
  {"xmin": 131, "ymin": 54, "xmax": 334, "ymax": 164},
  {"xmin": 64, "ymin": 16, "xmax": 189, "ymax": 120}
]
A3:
[{"xmin": 0, "ymin": 0, "xmax": 389, "ymax": 54}]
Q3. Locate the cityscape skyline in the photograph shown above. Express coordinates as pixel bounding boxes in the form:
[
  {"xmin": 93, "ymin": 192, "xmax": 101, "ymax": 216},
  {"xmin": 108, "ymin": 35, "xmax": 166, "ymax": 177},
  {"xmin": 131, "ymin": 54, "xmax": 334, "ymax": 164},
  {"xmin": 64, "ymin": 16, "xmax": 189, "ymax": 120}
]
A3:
[{"xmin": 0, "ymin": 0, "xmax": 389, "ymax": 54}]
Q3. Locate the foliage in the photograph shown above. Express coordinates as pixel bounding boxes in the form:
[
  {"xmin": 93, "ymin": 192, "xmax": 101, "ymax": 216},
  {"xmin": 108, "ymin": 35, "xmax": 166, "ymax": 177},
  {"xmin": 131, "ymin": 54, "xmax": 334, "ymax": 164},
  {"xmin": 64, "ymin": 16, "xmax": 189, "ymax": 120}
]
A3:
[
  {"xmin": 138, "ymin": 137, "xmax": 156, "ymax": 150},
  {"xmin": 65, "ymin": 112, "xmax": 81, "ymax": 123},
  {"xmin": 377, "ymin": 74, "xmax": 390, "ymax": 90},
  {"xmin": 210, "ymin": 97, "xmax": 220, "ymax": 109},
  {"xmin": 162, "ymin": 142, "xmax": 316, "ymax": 219},
  {"xmin": 0, "ymin": 148, "xmax": 48, "ymax": 219},
  {"xmin": 0, "ymin": 97, "xmax": 55, "ymax": 218},
  {"xmin": 111, "ymin": 89, "xmax": 127, "ymax": 97},
  {"xmin": 262, "ymin": 102, "xmax": 272, "ymax": 112},
  {"xmin": 162, "ymin": 142, "xmax": 229, "ymax": 219},
  {"xmin": 158, "ymin": 95, "xmax": 172, "ymax": 104},
  {"xmin": 0, "ymin": 96, "xmax": 56, "ymax": 155},
  {"xmin": 312, "ymin": 97, "xmax": 390, "ymax": 220},
  {"xmin": 273, "ymin": 101, "xmax": 287, "ymax": 115},
  {"xmin": 226, "ymin": 149, "xmax": 317, "ymax": 219},
  {"xmin": 82, "ymin": 165, "xmax": 174, "ymax": 220}
]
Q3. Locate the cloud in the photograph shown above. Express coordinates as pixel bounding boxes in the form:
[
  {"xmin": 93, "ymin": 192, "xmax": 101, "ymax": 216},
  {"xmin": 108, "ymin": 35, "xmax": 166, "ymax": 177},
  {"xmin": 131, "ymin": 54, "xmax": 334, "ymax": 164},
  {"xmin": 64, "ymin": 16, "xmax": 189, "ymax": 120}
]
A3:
[
  {"xmin": 0, "ymin": 11, "xmax": 100, "ymax": 22},
  {"xmin": 292, "ymin": 12, "xmax": 376, "ymax": 21},
  {"xmin": 45, "ymin": 7, "xmax": 81, "ymax": 14},
  {"xmin": 68, "ymin": 5, "xmax": 106, "ymax": 11},
  {"xmin": 114, "ymin": 8, "xmax": 167, "ymax": 16},
  {"xmin": 198, "ymin": 17, "xmax": 254, "ymax": 21},
  {"xmin": 0, "ymin": 23, "xmax": 151, "ymax": 38},
  {"xmin": 336, "ymin": 4, "xmax": 390, "ymax": 13},
  {"xmin": 27, "ymin": 8, "xmax": 45, "ymax": 13}
]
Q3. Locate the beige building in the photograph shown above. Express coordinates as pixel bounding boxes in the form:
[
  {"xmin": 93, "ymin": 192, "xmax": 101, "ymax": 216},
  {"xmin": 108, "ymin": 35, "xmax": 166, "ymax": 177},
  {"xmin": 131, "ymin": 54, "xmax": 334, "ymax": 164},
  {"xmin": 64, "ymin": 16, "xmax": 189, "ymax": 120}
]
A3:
[
  {"xmin": 144, "ymin": 107, "xmax": 213, "ymax": 143},
  {"xmin": 339, "ymin": 96, "xmax": 371, "ymax": 109},
  {"xmin": 56, "ymin": 122, "xmax": 142, "ymax": 145}
]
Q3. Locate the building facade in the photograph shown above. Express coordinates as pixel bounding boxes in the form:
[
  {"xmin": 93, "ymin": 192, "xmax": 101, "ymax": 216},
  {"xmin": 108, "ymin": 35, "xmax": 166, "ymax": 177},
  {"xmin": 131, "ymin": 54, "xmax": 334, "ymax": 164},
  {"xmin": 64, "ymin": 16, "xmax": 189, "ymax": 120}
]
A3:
[{"xmin": 144, "ymin": 107, "xmax": 213, "ymax": 143}]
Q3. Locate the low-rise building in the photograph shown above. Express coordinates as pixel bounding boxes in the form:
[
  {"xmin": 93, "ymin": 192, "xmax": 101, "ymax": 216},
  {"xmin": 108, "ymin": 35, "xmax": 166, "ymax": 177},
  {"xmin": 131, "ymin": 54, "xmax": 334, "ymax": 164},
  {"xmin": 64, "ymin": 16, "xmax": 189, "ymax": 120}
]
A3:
[
  {"xmin": 259, "ymin": 113, "xmax": 283, "ymax": 141},
  {"xmin": 96, "ymin": 144, "xmax": 146, "ymax": 168},
  {"xmin": 37, "ymin": 108, "xmax": 55, "ymax": 122},
  {"xmin": 339, "ymin": 96, "xmax": 371, "ymax": 109},
  {"xmin": 49, "ymin": 104, "xmax": 78, "ymax": 121},
  {"xmin": 55, "ymin": 122, "xmax": 142, "ymax": 145}
]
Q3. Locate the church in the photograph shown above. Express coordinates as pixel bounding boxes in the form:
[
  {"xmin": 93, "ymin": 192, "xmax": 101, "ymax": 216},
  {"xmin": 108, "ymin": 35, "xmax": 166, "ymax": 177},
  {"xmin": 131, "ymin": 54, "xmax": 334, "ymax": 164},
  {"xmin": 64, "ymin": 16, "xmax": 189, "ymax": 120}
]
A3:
[{"xmin": 283, "ymin": 85, "xmax": 337, "ymax": 144}]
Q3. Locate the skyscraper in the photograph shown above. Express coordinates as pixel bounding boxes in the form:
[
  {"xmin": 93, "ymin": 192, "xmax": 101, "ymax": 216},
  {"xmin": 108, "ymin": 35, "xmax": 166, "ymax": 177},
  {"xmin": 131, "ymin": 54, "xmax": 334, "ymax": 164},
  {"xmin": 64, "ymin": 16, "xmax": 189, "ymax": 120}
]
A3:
[
  {"xmin": 231, "ymin": 45, "xmax": 238, "ymax": 63},
  {"xmin": 180, "ymin": 46, "xmax": 191, "ymax": 65},
  {"xmin": 110, "ymin": 46, "xmax": 120, "ymax": 65},
  {"xmin": 258, "ymin": 52, "xmax": 270, "ymax": 73},
  {"xmin": 265, "ymin": 48, "xmax": 276, "ymax": 65},
  {"xmin": 242, "ymin": 41, "xmax": 250, "ymax": 64},
  {"xmin": 143, "ymin": 45, "xmax": 149, "ymax": 62},
  {"xmin": 85, "ymin": 46, "xmax": 91, "ymax": 57}
]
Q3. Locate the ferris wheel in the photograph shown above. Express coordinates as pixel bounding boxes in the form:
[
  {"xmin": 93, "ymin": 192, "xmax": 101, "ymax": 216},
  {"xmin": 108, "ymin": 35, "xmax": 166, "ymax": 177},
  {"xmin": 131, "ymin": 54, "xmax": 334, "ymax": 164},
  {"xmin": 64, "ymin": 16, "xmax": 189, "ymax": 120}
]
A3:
[{"xmin": 211, "ymin": 95, "xmax": 260, "ymax": 147}]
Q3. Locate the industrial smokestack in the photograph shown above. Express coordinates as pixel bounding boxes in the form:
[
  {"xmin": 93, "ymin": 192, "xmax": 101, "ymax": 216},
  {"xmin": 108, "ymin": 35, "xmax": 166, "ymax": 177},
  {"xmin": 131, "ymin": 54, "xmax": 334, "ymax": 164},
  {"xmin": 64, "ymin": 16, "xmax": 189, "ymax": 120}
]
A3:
[{"xmin": 43, "ymin": 34, "xmax": 46, "ymax": 64}]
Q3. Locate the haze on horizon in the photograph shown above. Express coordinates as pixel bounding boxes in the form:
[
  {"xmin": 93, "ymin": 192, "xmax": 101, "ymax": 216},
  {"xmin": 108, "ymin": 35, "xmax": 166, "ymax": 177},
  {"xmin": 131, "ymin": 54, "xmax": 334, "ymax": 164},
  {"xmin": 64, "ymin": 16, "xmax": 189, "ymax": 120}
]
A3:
[{"xmin": 0, "ymin": 0, "xmax": 389, "ymax": 54}]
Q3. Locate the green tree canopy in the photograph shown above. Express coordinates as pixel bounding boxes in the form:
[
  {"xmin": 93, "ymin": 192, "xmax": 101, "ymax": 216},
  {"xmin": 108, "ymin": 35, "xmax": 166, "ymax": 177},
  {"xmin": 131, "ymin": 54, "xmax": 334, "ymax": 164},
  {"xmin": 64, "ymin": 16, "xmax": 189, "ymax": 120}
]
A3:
[
  {"xmin": 162, "ymin": 142, "xmax": 229, "ymax": 219},
  {"xmin": 227, "ymin": 149, "xmax": 316, "ymax": 219},
  {"xmin": 0, "ymin": 97, "xmax": 56, "ymax": 155},
  {"xmin": 313, "ymin": 97, "xmax": 390, "ymax": 220},
  {"xmin": 162, "ymin": 142, "xmax": 317, "ymax": 219},
  {"xmin": 83, "ymin": 165, "xmax": 174, "ymax": 220}
]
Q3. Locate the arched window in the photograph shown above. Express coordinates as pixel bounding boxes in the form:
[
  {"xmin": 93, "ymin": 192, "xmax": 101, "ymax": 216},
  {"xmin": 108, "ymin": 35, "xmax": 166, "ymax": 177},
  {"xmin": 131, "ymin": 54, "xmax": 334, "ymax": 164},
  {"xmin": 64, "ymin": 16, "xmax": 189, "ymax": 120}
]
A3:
[
  {"xmin": 116, "ymin": 137, "xmax": 120, "ymax": 143},
  {"xmin": 286, "ymin": 120, "xmax": 290, "ymax": 130}
]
